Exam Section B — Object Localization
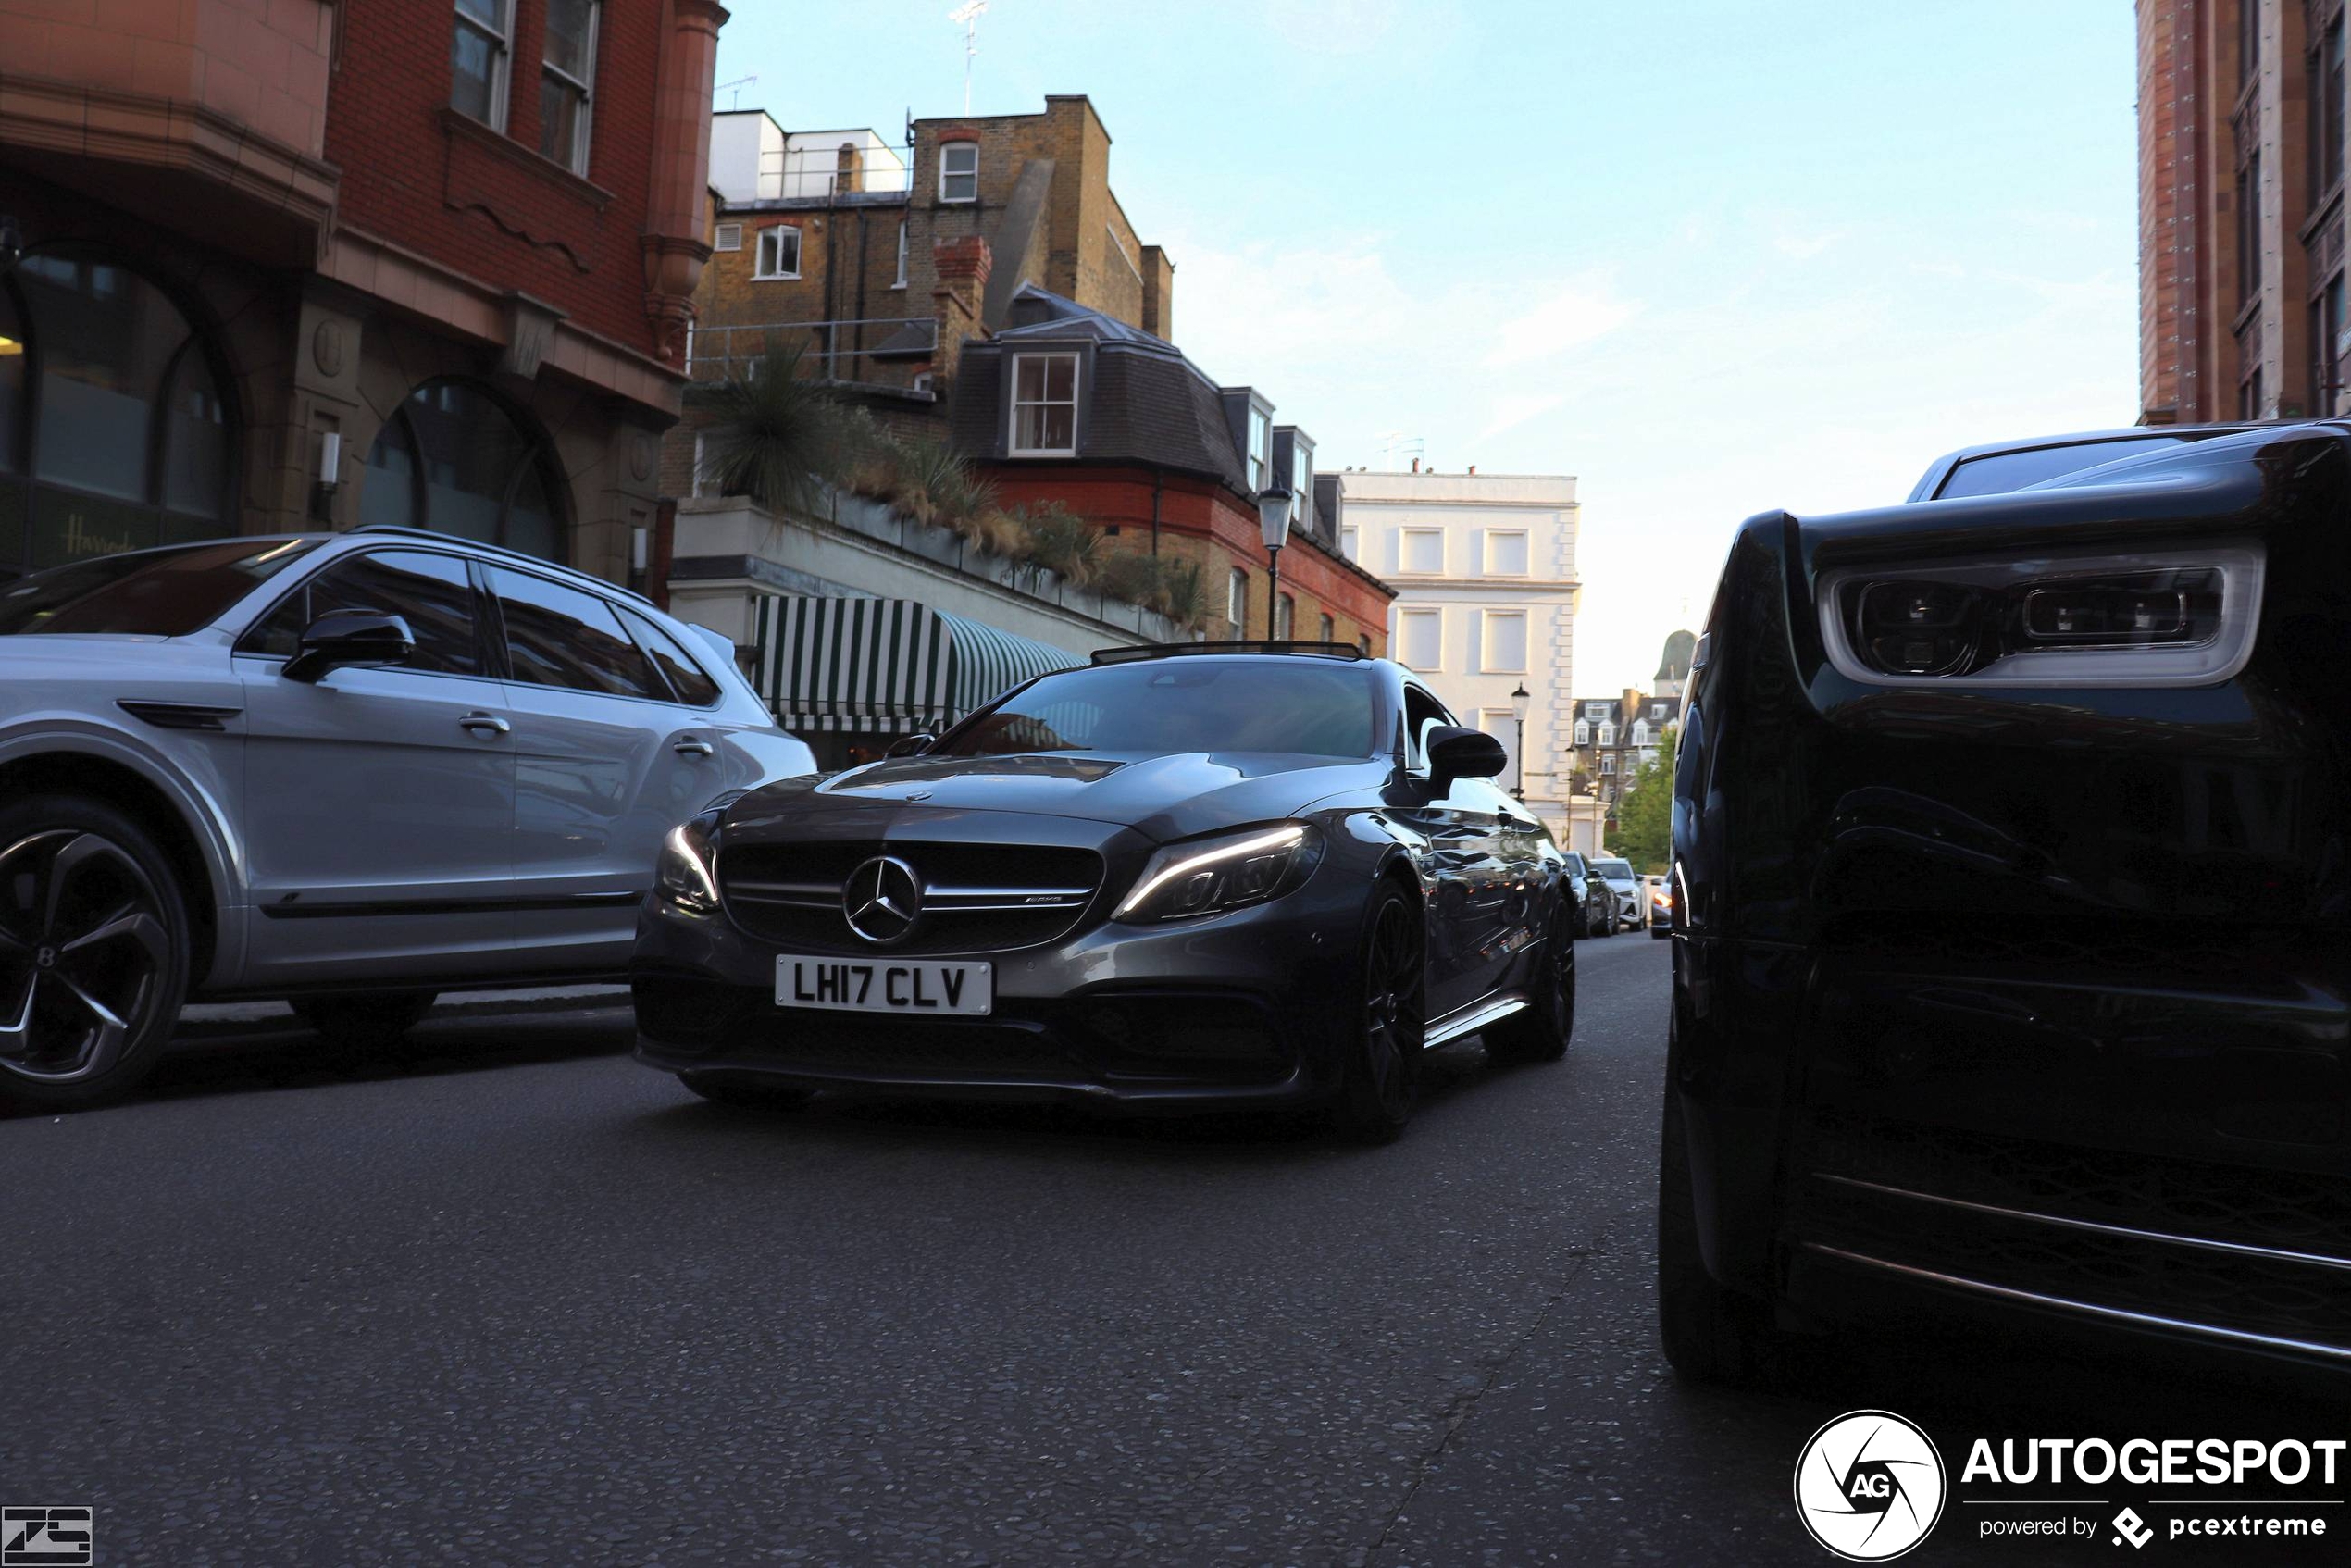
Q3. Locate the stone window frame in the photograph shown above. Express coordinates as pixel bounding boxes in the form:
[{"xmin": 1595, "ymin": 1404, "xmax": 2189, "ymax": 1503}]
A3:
[
  {"xmin": 1227, "ymin": 567, "xmax": 1249, "ymax": 639},
  {"xmin": 1479, "ymin": 608, "xmax": 1527, "ymax": 674},
  {"xmin": 713, "ymin": 222, "xmax": 742, "ymax": 252},
  {"xmin": 1399, "ymin": 527, "xmax": 1444, "ymax": 575},
  {"xmin": 1396, "ymin": 606, "xmax": 1442, "ymax": 672},
  {"xmin": 1483, "ymin": 528, "xmax": 1531, "ymax": 576}
]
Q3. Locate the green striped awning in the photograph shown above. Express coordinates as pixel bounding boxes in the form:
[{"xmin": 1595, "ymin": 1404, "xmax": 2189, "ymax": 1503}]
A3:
[{"xmin": 750, "ymin": 595, "xmax": 1083, "ymax": 734}]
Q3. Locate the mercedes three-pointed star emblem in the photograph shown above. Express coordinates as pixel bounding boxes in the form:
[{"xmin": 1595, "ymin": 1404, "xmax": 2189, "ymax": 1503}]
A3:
[{"xmin": 842, "ymin": 854, "xmax": 924, "ymax": 945}]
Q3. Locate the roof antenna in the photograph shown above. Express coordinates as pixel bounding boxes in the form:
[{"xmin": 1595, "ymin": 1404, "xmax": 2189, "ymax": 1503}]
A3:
[
  {"xmin": 949, "ymin": 1, "xmax": 989, "ymax": 117},
  {"xmin": 714, "ymin": 74, "xmax": 757, "ymax": 109}
]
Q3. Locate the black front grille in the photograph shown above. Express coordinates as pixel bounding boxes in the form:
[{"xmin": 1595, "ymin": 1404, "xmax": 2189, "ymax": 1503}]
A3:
[
  {"xmin": 717, "ymin": 840, "xmax": 1105, "ymax": 954},
  {"xmin": 1790, "ymin": 1111, "xmax": 2351, "ymax": 1350}
]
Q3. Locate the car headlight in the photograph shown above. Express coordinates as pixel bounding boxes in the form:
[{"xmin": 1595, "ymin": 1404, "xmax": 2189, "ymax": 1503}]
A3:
[
  {"xmin": 654, "ymin": 815, "xmax": 722, "ymax": 915},
  {"xmin": 1113, "ymin": 823, "xmax": 1324, "ymax": 924},
  {"xmin": 1819, "ymin": 545, "xmax": 2263, "ymax": 687}
]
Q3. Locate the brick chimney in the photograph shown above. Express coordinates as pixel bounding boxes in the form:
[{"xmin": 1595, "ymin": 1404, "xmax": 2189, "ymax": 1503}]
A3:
[{"xmin": 931, "ymin": 234, "xmax": 993, "ymax": 392}]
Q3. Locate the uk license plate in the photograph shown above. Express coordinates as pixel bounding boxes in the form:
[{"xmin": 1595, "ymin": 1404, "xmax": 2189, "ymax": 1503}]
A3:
[{"xmin": 775, "ymin": 955, "xmax": 993, "ymax": 1015}]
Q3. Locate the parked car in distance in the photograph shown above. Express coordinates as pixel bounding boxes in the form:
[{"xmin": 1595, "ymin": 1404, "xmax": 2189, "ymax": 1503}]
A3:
[
  {"xmin": 1662, "ymin": 420, "xmax": 2351, "ymax": 1385},
  {"xmin": 1560, "ymin": 851, "xmax": 1612, "ymax": 939},
  {"xmin": 0, "ymin": 527, "xmax": 816, "ymax": 1110},
  {"xmin": 634, "ymin": 642, "xmax": 1577, "ymax": 1141},
  {"xmin": 1593, "ymin": 856, "xmax": 1644, "ymax": 930},
  {"xmin": 1641, "ymin": 874, "xmax": 1672, "ymax": 939}
]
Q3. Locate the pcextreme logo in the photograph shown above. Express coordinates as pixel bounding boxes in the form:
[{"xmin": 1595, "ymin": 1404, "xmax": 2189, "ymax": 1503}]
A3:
[{"xmin": 1794, "ymin": 1410, "xmax": 1948, "ymax": 1561}]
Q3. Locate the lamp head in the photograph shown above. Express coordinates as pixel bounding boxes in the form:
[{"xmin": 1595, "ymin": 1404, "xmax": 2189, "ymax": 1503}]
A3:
[{"xmin": 1256, "ymin": 485, "xmax": 1294, "ymax": 553}]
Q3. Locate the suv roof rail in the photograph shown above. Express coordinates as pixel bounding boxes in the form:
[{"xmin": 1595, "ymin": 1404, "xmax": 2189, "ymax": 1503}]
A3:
[
  {"xmin": 348, "ymin": 524, "xmax": 657, "ymax": 606},
  {"xmin": 1089, "ymin": 640, "xmax": 1369, "ymax": 666}
]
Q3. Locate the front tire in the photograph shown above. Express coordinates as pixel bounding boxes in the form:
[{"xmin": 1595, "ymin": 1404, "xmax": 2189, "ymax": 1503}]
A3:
[
  {"xmin": 1486, "ymin": 901, "xmax": 1573, "ymax": 1064},
  {"xmin": 1330, "ymin": 887, "xmax": 1425, "ymax": 1142},
  {"xmin": 0, "ymin": 794, "xmax": 193, "ymax": 1113},
  {"xmin": 1658, "ymin": 1082, "xmax": 1782, "ymax": 1386}
]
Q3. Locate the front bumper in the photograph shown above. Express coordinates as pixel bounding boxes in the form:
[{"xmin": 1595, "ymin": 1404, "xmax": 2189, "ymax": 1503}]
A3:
[
  {"xmin": 1679, "ymin": 928, "xmax": 2351, "ymax": 1367},
  {"xmin": 631, "ymin": 879, "xmax": 1364, "ymax": 1113}
]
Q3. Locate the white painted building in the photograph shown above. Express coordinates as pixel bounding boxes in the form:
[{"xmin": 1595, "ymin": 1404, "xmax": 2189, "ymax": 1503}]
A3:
[
  {"xmin": 1335, "ymin": 469, "xmax": 1580, "ymax": 831},
  {"xmin": 708, "ymin": 111, "xmax": 908, "ymax": 202}
]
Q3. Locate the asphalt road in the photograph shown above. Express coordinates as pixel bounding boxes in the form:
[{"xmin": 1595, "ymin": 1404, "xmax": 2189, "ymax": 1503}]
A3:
[{"xmin": 3, "ymin": 936, "xmax": 2340, "ymax": 1566}]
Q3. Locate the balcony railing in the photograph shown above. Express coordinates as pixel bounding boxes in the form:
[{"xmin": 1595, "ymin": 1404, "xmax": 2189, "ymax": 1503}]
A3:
[
  {"xmin": 685, "ymin": 317, "xmax": 936, "ymax": 397},
  {"xmin": 748, "ymin": 143, "xmax": 914, "ymax": 201}
]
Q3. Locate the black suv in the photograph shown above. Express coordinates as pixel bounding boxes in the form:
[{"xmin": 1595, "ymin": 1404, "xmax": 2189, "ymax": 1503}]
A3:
[
  {"xmin": 633, "ymin": 644, "xmax": 1577, "ymax": 1139},
  {"xmin": 1661, "ymin": 422, "xmax": 2351, "ymax": 1378}
]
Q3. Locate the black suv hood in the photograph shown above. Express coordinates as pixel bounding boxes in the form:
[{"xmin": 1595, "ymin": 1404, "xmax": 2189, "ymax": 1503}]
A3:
[{"xmin": 729, "ymin": 751, "xmax": 1391, "ymax": 843}]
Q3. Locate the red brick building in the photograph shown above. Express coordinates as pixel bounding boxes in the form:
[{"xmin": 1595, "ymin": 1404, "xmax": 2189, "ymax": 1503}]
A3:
[
  {"xmin": 0, "ymin": 0, "xmax": 729, "ymax": 583},
  {"xmin": 2137, "ymin": 0, "xmax": 2347, "ymax": 424}
]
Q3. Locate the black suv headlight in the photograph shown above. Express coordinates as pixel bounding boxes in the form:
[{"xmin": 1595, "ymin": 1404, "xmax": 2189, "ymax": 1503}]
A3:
[
  {"xmin": 1113, "ymin": 823, "xmax": 1324, "ymax": 924},
  {"xmin": 654, "ymin": 815, "xmax": 722, "ymax": 915},
  {"xmin": 1820, "ymin": 545, "xmax": 2263, "ymax": 687}
]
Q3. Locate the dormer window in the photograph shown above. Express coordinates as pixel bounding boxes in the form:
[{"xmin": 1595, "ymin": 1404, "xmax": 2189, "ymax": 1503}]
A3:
[
  {"xmin": 939, "ymin": 142, "xmax": 978, "ymax": 203},
  {"xmin": 1247, "ymin": 406, "xmax": 1271, "ymax": 490},
  {"xmin": 1632, "ymin": 721, "xmax": 1650, "ymax": 745},
  {"xmin": 1598, "ymin": 724, "xmax": 1615, "ymax": 746},
  {"xmin": 1009, "ymin": 352, "xmax": 1079, "ymax": 455},
  {"xmin": 1574, "ymin": 721, "xmax": 1590, "ymax": 745}
]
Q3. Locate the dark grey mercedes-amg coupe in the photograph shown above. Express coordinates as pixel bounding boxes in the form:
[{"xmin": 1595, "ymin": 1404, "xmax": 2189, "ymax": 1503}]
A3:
[{"xmin": 631, "ymin": 642, "xmax": 1575, "ymax": 1139}]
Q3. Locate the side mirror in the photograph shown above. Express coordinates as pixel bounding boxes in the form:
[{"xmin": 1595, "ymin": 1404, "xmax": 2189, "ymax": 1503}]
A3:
[
  {"xmin": 282, "ymin": 609, "xmax": 416, "ymax": 684},
  {"xmin": 884, "ymin": 732, "xmax": 937, "ymax": 759},
  {"xmin": 1426, "ymin": 725, "xmax": 1507, "ymax": 785}
]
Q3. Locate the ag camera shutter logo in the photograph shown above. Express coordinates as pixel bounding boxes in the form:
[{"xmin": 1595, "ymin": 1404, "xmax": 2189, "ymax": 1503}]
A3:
[{"xmin": 1794, "ymin": 1410, "xmax": 1947, "ymax": 1561}]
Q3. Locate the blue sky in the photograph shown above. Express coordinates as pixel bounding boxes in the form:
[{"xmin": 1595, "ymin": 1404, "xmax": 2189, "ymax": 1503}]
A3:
[{"xmin": 715, "ymin": 1, "xmax": 2140, "ymax": 695}]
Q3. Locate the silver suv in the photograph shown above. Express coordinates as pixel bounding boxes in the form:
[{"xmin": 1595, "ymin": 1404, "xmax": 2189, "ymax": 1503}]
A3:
[
  {"xmin": 0, "ymin": 527, "xmax": 815, "ymax": 1110},
  {"xmin": 1591, "ymin": 856, "xmax": 1644, "ymax": 930}
]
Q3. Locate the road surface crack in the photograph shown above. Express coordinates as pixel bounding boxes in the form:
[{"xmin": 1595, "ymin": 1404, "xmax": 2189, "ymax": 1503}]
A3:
[{"xmin": 1354, "ymin": 1213, "xmax": 1625, "ymax": 1567}]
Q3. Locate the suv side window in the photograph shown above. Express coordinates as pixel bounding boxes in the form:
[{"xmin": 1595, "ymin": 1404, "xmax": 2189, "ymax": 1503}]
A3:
[
  {"xmin": 242, "ymin": 549, "xmax": 484, "ymax": 676},
  {"xmin": 619, "ymin": 605, "xmax": 721, "ymax": 707},
  {"xmin": 1403, "ymin": 684, "xmax": 1453, "ymax": 771},
  {"xmin": 487, "ymin": 566, "xmax": 669, "ymax": 701}
]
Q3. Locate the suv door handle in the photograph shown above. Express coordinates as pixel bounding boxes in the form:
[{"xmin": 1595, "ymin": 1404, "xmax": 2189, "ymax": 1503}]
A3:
[
  {"xmin": 672, "ymin": 738, "xmax": 715, "ymax": 757},
  {"xmin": 459, "ymin": 713, "xmax": 511, "ymax": 736}
]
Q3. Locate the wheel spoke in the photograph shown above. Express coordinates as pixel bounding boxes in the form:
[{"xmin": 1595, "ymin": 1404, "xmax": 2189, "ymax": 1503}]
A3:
[
  {"xmin": 53, "ymin": 974, "xmax": 132, "ymax": 1077},
  {"xmin": 40, "ymin": 832, "xmax": 130, "ymax": 940},
  {"xmin": 0, "ymin": 973, "xmax": 34, "ymax": 1055},
  {"xmin": 60, "ymin": 908, "xmax": 168, "ymax": 967}
]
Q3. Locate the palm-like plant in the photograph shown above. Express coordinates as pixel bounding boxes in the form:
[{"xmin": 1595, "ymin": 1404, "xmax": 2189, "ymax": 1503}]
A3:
[
  {"xmin": 890, "ymin": 438, "xmax": 974, "ymax": 529},
  {"xmin": 1014, "ymin": 502, "xmax": 1103, "ymax": 585},
  {"xmin": 1152, "ymin": 559, "xmax": 1210, "ymax": 631},
  {"xmin": 688, "ymin": 342, "xmax": 855, "ymax": 517}
]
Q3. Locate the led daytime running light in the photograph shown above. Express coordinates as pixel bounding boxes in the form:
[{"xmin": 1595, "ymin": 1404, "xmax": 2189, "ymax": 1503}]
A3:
[{"xmin": 1115, "ymin": 825, "xmax": 1308, "ymax": 920}]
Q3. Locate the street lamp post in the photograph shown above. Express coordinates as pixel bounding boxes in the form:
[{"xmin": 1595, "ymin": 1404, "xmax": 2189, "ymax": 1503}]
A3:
[
  {"xmin": 1509, "ymin": 682, "xmax": 1530, "ymax": 800},
  {"xmin": 1256, "ymin": 484, "xmax": 1294, "ymax": 639}
]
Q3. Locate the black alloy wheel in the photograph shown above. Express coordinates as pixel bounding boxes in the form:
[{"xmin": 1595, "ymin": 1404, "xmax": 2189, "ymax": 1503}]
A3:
[
  {"xmin": 0, "ymin": 797, "xmax": 191, "ymax": 1111},
  {"xmin": 1486, "ymin": 900, "xmax": 1573, "ymax": 1064},
  {"xmin": 1334, "ymin": 888, "xmax": 1425, "ymax": 1142}
]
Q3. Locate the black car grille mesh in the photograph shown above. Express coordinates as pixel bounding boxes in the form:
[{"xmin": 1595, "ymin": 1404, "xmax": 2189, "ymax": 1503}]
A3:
[
  {"xmin": 716, "ymin": 840, "xmax": 1105, "ymax": 954},
  {"xmin": 1791, "ymin": 1111, "xmax": 2351, "ymax": 1350}
]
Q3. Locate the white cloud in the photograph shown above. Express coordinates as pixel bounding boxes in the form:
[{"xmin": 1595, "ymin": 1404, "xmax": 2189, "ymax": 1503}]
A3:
[{"xmin": 1485, "ymin": 279, "xmax": 1639, "ymax": 367}]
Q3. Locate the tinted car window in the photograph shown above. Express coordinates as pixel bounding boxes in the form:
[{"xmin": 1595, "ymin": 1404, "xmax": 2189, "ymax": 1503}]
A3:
[
  {"xmin": 1936, "ymin": 437, "xmax": 2186, "ymax": 499},
  {"xmin": 1561, "ymin": 852, "xmax": 1589, "ymax": 877},
  {"xmin": 1403, "ymin": 685, "xmax": 1453, "ymax": 768},
  {"xmin": 244, "ymin": 549, "xmax": 482, "ymax": 675},
  {"xmin": 1595, "ymin": 859, "xmax": 1634, "ymax": 879},
  {"xmin": 941, "ymin": 660, "xmax": 1377, "ymax": 759},
  {"xmin": 0, "ymin": 539, "xmax": 317, "ymax": 636},
  {"xmin": 620, "ymin": 605, "xmax": 722, "ymax": 707},
  {"xmin": 489, "ymin": 566, "xmax": 667, "ymax": 700}
]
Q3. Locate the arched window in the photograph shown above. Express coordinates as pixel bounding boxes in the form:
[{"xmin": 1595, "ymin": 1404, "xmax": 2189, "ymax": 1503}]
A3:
[
  {"xmin": 361, "ymin": 380, "xmax": 563, "ymax": 560},
  {"xmin": 0, "ymin": 250, "xmax": 236, "ymax": 578}
]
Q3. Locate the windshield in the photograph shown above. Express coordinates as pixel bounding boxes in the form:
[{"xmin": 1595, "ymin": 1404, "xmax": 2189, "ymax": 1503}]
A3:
[
  {"xmin": 939, "ymin": 658, "xmax": 1379, "ymax": 760},
  {"xmin": 1935, "ymin": 437, "xmax": 2187, "ymax": 499},
  {"xmin": 1596, "ymin": 859, "xmax": 1634, "ymax": 879},
  {"xmin": 0, "ymin": 540, "xmax": 320, "ymax": 637}
]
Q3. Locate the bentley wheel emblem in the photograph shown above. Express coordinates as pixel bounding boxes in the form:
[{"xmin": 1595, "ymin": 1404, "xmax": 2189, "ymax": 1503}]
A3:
[{"xmin": 843, "ymin": 855, "xmax": 924, "ymax": 945}]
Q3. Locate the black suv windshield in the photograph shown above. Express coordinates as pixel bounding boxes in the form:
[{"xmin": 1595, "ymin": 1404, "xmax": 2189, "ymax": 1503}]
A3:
[
  {"xmin": 0, "ymin": 540, "xmax": 320, "ymax": 636},
  {"xmin": 940, "ymin": 658, "xmax": 1379, "ymax": 759}
]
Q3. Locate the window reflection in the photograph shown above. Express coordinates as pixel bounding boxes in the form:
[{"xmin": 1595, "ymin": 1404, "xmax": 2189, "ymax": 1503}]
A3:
[{"xmin": 363, "ymin": 380, "xmax": 566, "ymax": 560}]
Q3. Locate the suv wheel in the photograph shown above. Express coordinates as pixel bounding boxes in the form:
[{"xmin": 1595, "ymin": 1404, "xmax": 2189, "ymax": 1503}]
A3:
[
  {"xmin": 1486, "ymin": 901, "xmax": 1573, "ymax": 1064},
  {"xmin": 0, "ymin": 795, "xmax": 192, "ymax": 1112},
  {"xmin": 1658, "ymin": 1078, "xmax": 1785, "ymax": 1386},
  {"xmin": 1331, "ymin": 888, "xmax": 1424, "ymax": 1142}
]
